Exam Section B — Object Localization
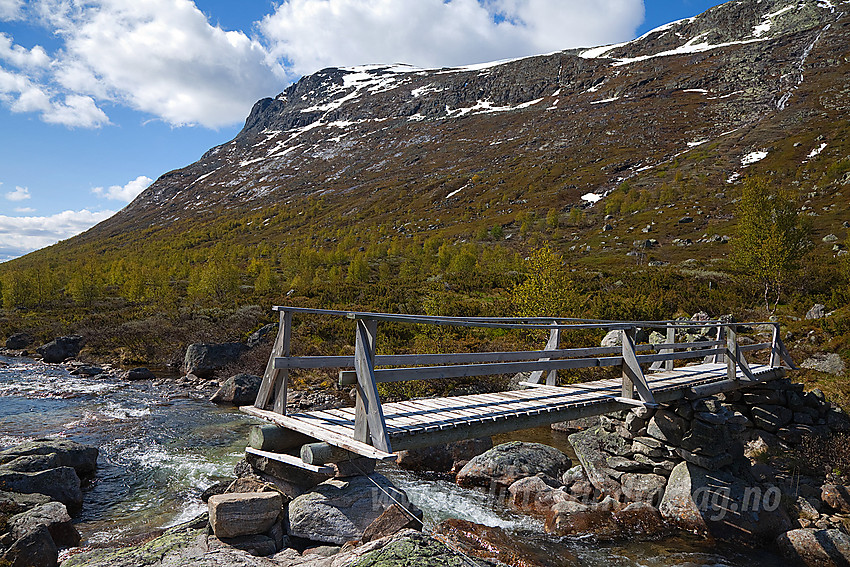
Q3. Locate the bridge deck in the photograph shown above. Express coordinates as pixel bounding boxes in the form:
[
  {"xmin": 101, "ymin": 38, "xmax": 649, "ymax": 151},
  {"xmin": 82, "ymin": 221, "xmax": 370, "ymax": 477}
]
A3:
[{"xmin": 242, "ymin": 362, "xmax": 784, "ymax": 459}]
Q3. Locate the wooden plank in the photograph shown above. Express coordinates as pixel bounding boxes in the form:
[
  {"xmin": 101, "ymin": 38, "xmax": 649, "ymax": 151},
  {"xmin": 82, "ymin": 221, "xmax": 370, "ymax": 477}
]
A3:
[
  {"xmin": 272, "ymin": 310, "xmax": 293, "ymax": 415},
  {"xmin": 665, "ymin": 324, "xmax": 676, "ymax": 371},
  {"xmin": 255, "ymin": 311, "xmax": 288, "ymax": 410},
  {"xmin": 740, "ymin": 342, "xmax": 772, "ymax": 352},
  {"xmin": 241, "ymin": 406, "xmax": 396, "ymax": 460},
  {"xmin": 245, "ymin": 447, "xmax": 334, "ymax": 475},
  {"xmin": 636, "ymin": 348, "xmax": 724, "ymax": 363},
  {"xmin": 528, "ymin": 325, "xmax": 561, "ymax": 385},
  {"xmin": 622, "ymin": 328, "xmax": 657, "ymax": 404},
  {"xmin": 353, "ymin": 319, "xmax": 392, "ymax": 453}
]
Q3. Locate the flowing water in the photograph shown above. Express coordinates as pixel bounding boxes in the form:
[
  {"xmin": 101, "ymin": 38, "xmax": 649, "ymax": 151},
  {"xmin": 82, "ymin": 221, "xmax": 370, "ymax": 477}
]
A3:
[{"xmin": 0, "ymin": 355, "xmax": 789, "ymax": 565}]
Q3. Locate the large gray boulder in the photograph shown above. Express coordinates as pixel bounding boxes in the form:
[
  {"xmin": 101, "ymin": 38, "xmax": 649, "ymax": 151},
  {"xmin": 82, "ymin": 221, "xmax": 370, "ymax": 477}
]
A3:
[
  {"xmin": 36, "ymin": 336, "xmax": 84, "ymax": 363},
  {"xmin": 456, "ymin": 442, "xmax": 571, "ymax": 490},
  {"xmin": 5, "ymin": 332, "xmax": 33, "ymax": 350},
  {"xmin": 620, "ymin": 473, "xmax": 667, "ymax": 505},
  {"xmin": 183, "ymin": 343, "xmax": 247, "ymax": 378},
  {"xmin": 802, "ymin": 353, "xmax": 846, "ymax": 377},
  {"xmin": 0, "ymin": 467, "xmax": 83, "ymax": 513},
  {"xmin": 287, "ymin": 473, "xmax": 419, "ymax": 545},
  {"xmin": 0, "ymin": 439, "xmax": 98, "ymax": 477},
  {"xmin": 8, "ymin": 501, "xmax": 80, "ymax": 548},
  {"xmin": 2, "ymin": 525, "xmax": 57, "ymax": 567},
  {"xmin": 568, "ymin": 425, "xmax": 630, "ymax": 498},
  {"xmin": 659, "ymin": 461, "xmax": 791, "ymax": 543},
  {"xmin": 210, "ymin": 374, "xmax": 263, "ymax": 405},
  {"xmin": 208, "ymin": 492, "xmax": 282, "ymax": 539},
  {"xmin": 776, "ymin": 528, "xmax": 850, "ymax": 567}
]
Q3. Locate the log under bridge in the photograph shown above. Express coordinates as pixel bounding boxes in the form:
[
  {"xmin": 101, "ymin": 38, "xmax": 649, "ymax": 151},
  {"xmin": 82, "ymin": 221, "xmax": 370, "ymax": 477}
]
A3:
[{"xmin": 241, "ymin": 307, "xmax": 795, "ymax": 473}]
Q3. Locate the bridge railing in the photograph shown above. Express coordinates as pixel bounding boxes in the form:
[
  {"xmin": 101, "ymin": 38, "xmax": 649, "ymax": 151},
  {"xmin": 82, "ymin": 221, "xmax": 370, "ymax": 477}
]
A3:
[{"xmin": 253, "ymin": 307, "xmax": 794, "ymax": 454}]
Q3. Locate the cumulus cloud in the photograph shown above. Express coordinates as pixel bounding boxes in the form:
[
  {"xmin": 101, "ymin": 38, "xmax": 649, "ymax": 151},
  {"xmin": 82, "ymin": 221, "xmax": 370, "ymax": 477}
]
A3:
[
  {"xmin": 0, "ymin": 208, "xmax": 115, "ymax": 261},
  {"xmin": 5, "ymin": 185, "xmax": 29, "ymax": 201},
  {"xmin": 92, "ymin": 175, "xmax": 153, "ymax": 202},
  {"xmin": 0, "ymin": 0, "xmax": 23, "ymax": 21},
  {"xmin": 14, "ymin": 207, "xmax": 35, "ymax": 213},
  {"xmin": 260, "ymin": 0, "xmax": 644, "ymax": 74}
]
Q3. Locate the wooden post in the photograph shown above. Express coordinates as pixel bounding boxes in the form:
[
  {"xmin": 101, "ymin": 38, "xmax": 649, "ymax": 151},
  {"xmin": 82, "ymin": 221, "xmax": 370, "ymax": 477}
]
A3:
[
  {"xmin": 353, "ymin": 319, "xmax": 392, "ymax": 453},
  {"xmin": 528, "ymin": 324, "xmax": 561, "ymax": 386},
  {"xmin": 664, "ymin": 323, "xmax": 675, "ymax": 371},
  {"xmin": 726, "ymin": 324, "xmax": 738, "ymax": 382},
  {"xmin": 621, "ymin": 327, "xmax": 636, "ymax": 399},
  {"xmin": 770, "ymin": 323, "xmax": 781, "ymax": 367},
  {"xmin": 255, "ymin": 310, "xmax": 292, "ymax": 412},
  {"xmin": 713, "ymin": 325, "xmax": 726, "ymax": 364},
  {"xmin": 622, "ymin": 326, "xmax": 657, "ymax": 405},
  {"xmin": 273, "ymin": 310, "xmax": 293, "ymax": 415}
]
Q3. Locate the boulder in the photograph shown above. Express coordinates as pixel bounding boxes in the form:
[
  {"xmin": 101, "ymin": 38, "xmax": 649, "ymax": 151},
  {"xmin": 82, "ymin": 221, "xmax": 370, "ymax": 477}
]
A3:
[
  {"xmin": 613, "ymin": 502, "xmax": 669, "ymax": 538},
  {"xmin": 821, "ymin": 485, "xmax": 850, "ymax": 514},
  {"xmin": 287, "ymin": 473, "xmax": 419, "ymax": 545},
  {"xmin": 802, "ymin": 354, "xmax": 846, "ymax": 377},
  {"xmin": 8, "ymin": 501, "xmax": 80, "ymax": 548},
  {"xmin": 0, "ymin": 467, "xmax": 82, "ymax": 513},
  {"xmin": 362, "ymin": 503, "xmax": 422, "ymax": 543},
  {"xmin": 434, "ymin": 518, "xmax": 574, "ymax": 566},
  {"xmin": 777, "ymin": 528, "xmax": 850, "ymax": 567},
  {"xmin": 806, "ymin": 304, "xmax": 827, "ymax": 320},
  {"xmin": 507, "ymin": 474, "xmax": 571, "ymax": 514},
  {"xmin": 0, "ymin": 439, "xmax": 99, "ymax": 477},
  {"xmin": 210, "ymin": 374, "xmax": 263, "ymax": 405},
  {"xmin": 600, "ymin": 330, "xmax": 621, "ymax": 347},
  {"xmin": 620, "ymin": 473, "xmax": 667, "ymax": 505},
  {"xmin": 0, "ymin": 490, "xmax": 51, "ymax": 515},
  {"xmin": 679, "ymin": 418, "xmax": 731, "ymax": 457},
  {"xmin": 208, "ymin": 492, "xmax": 282, "ymax": 539},
  {"xmin": 455, "ymin": 442, "xmax": 570, "ymax": 490},
  {"xmin": 182, "ymin": 342, "xmax": 247, "ymax": 379},
  {"xmin": 645, "ymin": 410, "xmax": 687, "ymax": 444},
  {"xmin": 124, "ymin": 367, "xmax": 156, "ymax": 381},
  {"xmin": 751, "ymin": 405, "xmax": 794, "ymax": 432},
  {"xmin": 545, "ymin": 496, "xmax": 622, "ymax": 539},
  {"xmin": 568, "ymin": 425, "xmax": 629, "ymax": 498},
  {"xmin": 5, "ymin": 332, "xmax": 33, "ymax": 349},
  {"xmin": 2, "ymin": 525, "xmax": 57, "ymax": 567},
  {"xmin": 659, "ymin": 461, "xmax": 791, "ymax": 543},
  {"xmin": 35, "ymin": 336, "xmax": 84, "ymax": 363},
  {"xmin": 247, "ymin": 324, "xmax": 277, "ymax": 348},
  {"xmin": 396, "ymin": 437, "xmax": 492, "ymax": 473}
]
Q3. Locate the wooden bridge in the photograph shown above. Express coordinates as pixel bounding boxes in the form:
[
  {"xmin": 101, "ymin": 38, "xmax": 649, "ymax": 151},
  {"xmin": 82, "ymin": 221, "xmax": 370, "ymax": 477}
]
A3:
[{"xmin": 241, "ymin": 307, "xmax": 795, "ymax": 473}]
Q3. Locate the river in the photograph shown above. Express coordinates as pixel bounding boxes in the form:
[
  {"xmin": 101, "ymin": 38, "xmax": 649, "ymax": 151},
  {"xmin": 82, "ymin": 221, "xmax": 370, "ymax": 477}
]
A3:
[{"xmin": 0, "ymin": 355, "xmax": 789, "ymax": 565}]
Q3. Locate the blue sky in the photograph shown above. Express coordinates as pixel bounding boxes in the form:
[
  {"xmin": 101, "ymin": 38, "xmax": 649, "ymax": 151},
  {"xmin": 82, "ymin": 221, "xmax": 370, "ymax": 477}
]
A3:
[{"xmin": 0, "ymin": 0, "xmax": 724, "ymax": 261}]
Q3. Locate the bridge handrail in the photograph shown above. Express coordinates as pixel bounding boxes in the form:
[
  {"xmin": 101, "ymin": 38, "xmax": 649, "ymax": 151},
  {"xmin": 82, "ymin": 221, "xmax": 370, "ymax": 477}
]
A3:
[{"xmin": 254, "ymin": 307, "xmax": 795, "ymax": 454}]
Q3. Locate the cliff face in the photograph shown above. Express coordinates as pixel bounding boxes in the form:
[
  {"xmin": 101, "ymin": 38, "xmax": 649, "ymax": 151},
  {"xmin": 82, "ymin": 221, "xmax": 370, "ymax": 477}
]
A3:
[{"xmin": 71, "ymin": 0, "xmax": 849, "ymax": 249}]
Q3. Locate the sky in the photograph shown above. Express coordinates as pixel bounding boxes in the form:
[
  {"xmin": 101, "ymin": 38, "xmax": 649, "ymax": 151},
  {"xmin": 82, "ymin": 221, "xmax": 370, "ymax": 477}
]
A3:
[{"xmin": 0, "ymin": 0, "xmax": 725, "ymax": 262}]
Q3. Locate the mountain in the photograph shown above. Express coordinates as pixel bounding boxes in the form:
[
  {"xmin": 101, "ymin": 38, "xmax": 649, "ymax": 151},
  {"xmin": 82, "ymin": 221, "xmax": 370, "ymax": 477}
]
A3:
[
  {"xmin": 70, "ymin": 0, "xmax": 846, "ymax": 250},
  {"xmin": 3, "ymin": 0, "xmax": 849, "ymax": 327}
]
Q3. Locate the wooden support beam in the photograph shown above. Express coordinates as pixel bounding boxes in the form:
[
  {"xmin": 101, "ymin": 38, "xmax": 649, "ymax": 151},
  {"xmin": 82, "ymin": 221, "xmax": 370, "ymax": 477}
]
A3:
[
  {"xmin": 353, "ymin": 319, "xmax": 392, "ymax": 453},
  {"xmin": 301, "ymin": 442, "xmax": 380, "ymax": 465},
  {"xmin": 713, "ymin": 325, "xmax": 726, "ymax": 364},
  {"xmin": 245, "ymin": 447, "xmax": 334, "ymax": 475},
  {"xmin": 665, "ymin": 324, "xmax": 675, "ymax": 371},
  {"xmin": 622, "ymin": 327, "xmax": 657, "ymax": 405},
  {"xmin": 248, "ymin": 425, "xmax": 315, "ymax": 452},
  {"xmin": 527, "ymin": 324, "xmax": 561, "ymax": 385},
  {"xmin": 255, "ymin": 311, "xmax": 290, "ymax": 411},
  {"xmin": 726, "ymin": 325, "xmax": 738, "ymax": 383}
]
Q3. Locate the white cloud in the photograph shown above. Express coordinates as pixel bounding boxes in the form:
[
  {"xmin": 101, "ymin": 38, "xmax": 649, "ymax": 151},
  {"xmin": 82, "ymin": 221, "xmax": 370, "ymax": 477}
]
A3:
[
  {"xmin": 14, "ymin": 206, "xmax": 35, "ymax": 213},
  {"xmin": 5, "ymin": 185, "xmax": 30, "ymax": 201},
  {"xmin": 0, "ymin": 208, "xmax": 115, "ymax": 261},
  {"xmin": 92, "ymin": 175, "xmax": 153, "ymax": 202},
  {"xmin": 260, "ymin": 0, "xmax": 644, "ymax": 74},
  {"xmin": 0, "ymin": 33, "xmax": 50, "ymax": 68},
  {"xmin": 0, "ymin": 0, "xmax": 23, "ymax": 21}
]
